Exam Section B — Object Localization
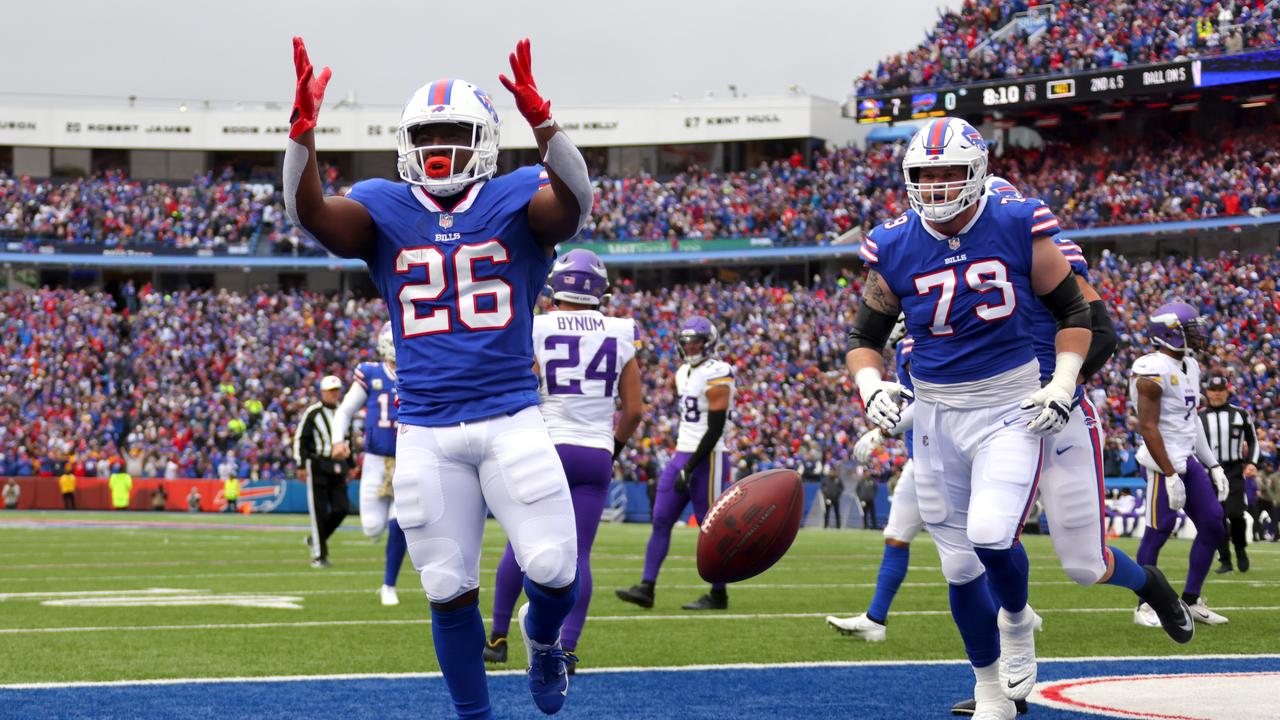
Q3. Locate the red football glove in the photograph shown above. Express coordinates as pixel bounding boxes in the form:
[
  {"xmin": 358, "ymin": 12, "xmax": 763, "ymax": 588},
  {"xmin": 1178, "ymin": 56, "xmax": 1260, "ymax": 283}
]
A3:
[
  {"xmin": 499, "ymin": 38, "xmax": 553, "ymax": 128},
  {"xmin": 290, "ymin": 36, "xmax": 332, "ymax": 140}
]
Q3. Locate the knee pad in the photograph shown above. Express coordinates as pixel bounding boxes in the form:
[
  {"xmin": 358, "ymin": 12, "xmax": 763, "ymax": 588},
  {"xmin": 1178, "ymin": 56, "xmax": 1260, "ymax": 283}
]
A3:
[
  {"xmin": 1064, "ymin": 564, "xmax": 1105, "ymax": 587},
  {"xmin": 940, "ymin": 552, "xmax": 985, "ymax": 585},
  {"xmin": 967, "ymin": 521, "xmax": 1015, "ymax": 550},
  {"xmin": 517, "ymin": 516, "xmax": 578, "ymax": 588},
  {"xmin": 413, "ymin": 537, "xmax": 472, "ymax": 602}
]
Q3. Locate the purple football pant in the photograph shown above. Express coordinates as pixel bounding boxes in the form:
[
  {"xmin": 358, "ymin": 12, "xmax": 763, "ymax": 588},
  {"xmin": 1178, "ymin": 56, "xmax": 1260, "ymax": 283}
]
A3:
[
  {"xmin": 642, "ymin": 450, "xmax": 732, "ymax": 591},
  {"xmin": 491, "ymin": 444, "xmax": 611, "ymax": 650},
  {"xmin": 1136, "ymin": 456, "xmax": 1225, "ymax": 598}
]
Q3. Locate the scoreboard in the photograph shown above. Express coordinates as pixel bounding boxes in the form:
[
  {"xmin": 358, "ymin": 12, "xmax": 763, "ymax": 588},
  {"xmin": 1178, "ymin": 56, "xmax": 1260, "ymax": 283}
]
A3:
[{"xmin": 856, "ymin": 59, "xmax": 1197, "ymax": 123}]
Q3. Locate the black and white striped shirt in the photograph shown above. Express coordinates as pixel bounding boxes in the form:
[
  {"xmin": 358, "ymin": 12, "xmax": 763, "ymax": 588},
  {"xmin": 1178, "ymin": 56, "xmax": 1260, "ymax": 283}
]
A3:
[
  {"xmin": 293, "ymin": 402, "xmax": 335, "ymax": 469},
  {"xmin": 1200, "ymin": 403, "xmax": 1259, "ymax": 466}
]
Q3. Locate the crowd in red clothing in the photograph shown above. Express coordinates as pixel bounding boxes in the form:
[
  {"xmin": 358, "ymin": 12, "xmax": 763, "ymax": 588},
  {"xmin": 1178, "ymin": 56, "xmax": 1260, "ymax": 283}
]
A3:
[
  {"xmin": 2, "ymin": 249, "xmax": 1275, "ymax": 485},
  {"xmin": 857, "ymin": 0, "xmax": 1280, "ymax": 95}
]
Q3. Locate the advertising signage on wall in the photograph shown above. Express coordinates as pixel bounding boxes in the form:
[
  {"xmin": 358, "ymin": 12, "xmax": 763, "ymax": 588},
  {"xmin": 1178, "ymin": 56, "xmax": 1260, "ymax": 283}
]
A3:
[{"xmin": 856, "ymin": 59, "xmax": 1196, "ymax": 123}]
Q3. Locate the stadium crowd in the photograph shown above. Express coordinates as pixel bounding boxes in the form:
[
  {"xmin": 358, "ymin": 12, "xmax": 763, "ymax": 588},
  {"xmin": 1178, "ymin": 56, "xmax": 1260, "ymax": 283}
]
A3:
[
  {"xmin": 857, "ymin": 0, "xmax": 1280, "ymax": 95},
  {"xmin": 0, "ymin": 251, "xmax": 1275, "ymax": 489},
  {"xmin": 5, "ymin": 122, "xmax": 1280, "ymax": 252},
  {"xmin": 0, "ymin": 169, "xmax": 280, "ymax": 251}
]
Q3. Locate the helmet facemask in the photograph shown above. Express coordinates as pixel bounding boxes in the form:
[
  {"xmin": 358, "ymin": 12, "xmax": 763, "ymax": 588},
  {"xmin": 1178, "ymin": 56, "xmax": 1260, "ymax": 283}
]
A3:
[
  {"xmin": 397, "ymin": 120, "xmax": 498, "ymax": 196},
  {"xmin": 904, "ymin": 157, "xmax": 987, "ymax": 223}
]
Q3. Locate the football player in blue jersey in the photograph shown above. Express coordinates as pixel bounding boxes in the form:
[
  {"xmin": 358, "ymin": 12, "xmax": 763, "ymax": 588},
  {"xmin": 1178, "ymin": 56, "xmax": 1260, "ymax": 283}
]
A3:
[
  {"xmin": 332, "ymin": 322, "xmax": 407, "ymax": 607},
  {"xmin": 846, "ymin": 118, "xmax": 1095, "ymax": 720},
  {"xmin": 284, "ymin": 37, "xmax": 593, "ymax": 719}
]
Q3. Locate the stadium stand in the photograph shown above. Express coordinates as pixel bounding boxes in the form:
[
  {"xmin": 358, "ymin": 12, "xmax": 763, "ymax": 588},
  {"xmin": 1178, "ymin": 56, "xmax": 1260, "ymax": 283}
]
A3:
[
  {"xmin": 1, "ymin": 251, "xmax": 1275, "ymax": 482},
  {"xmin": 856, "ymin": 0, "xmax": 1280, "ymax": 95},
  {"xmin": 7, "ymin": 123, "xmax": 1280, "ymax": 253}
]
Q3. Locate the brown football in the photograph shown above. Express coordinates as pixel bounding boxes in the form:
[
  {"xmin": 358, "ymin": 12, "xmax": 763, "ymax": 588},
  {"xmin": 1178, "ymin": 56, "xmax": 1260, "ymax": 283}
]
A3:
[{"xmin": 696, "ymin": 469, "xmax": 804, "ymax": 584}]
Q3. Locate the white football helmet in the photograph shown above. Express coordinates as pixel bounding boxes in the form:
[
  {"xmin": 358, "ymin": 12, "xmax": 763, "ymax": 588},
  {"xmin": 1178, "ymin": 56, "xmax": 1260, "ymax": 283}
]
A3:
[
  {"xmin": 902, "ymin": 117, "xmax": 989, "ymax": 223},
  {"xmin": 376, "ymin": 321, "xmax": 395, "ymax": 363},
  {"xmin": 396, "ymin": 79, "xmax": 501, "ymax": 196}
]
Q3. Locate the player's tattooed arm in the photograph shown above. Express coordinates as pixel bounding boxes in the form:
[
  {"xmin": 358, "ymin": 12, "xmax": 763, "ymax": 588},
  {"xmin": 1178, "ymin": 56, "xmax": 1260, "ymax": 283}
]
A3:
[
  {"xmin": 862, "ymin": 270, "xmax": 900, "ymax": 315},
  {"xmin": 1135, "ymin": 377, "xmax": 1177, "ymax": 476},
  {"xmin": 845, "ymin": 270, "xmax": 899, "ymax": 385},
  {"xmin": 285, "ymin": 37, "xmax": 374, "ymax": 259}
]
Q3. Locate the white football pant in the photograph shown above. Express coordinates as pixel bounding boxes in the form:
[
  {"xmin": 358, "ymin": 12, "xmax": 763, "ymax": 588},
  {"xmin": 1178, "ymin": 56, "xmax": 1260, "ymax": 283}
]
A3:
[
  {"xmin": 912, "ymin": 396, "xmax": 1044, "ymax": 585},
  {"xmin": 359, "ymin": 452, "xmax": 395, "ymax": 538},
  {"xmin": 393, "ymin": 406, "xmax": 578, "ymax": 603}
]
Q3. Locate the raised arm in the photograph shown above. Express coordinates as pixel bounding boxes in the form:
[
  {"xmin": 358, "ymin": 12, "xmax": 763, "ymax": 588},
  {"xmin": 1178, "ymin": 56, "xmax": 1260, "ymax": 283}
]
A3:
[
  {"xmin": 284, "ymin": 37, "xmax": 375, "ymax": 259},
  {"xmin": 499, "ymin": 39, "xmax": 593, "ymax": 249}
]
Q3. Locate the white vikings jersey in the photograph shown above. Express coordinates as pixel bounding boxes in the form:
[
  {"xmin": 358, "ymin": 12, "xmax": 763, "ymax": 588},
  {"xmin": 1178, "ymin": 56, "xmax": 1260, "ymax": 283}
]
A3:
[
  {"xmin": 675, "ymin": 359, "xmax": 735, "ymax": 453},
  {"xmin": 532, "ymin": 310, "xmax": 638, "ymax": 452},
  {"xmin": 1129, "ymin": 352, "xmax": 1202, "ymax": 466}
]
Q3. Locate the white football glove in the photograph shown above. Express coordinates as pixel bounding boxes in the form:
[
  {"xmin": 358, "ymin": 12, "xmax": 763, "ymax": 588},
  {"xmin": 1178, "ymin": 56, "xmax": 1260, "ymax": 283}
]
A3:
[
  {"xmin": 1165, "ymin": 474, "xmax": 1187, "ymax": 512},
  {"xmin": 1210, "ymin": 465, "xmax": 1229, "ymax": 503},
  {"xmin": 1019, "ymin": 384, "xmax": 1073, "ymax": 436},
  {"xmin": 853, "ymin": 428, "xmax": 883, "ymax": 463},
  {"xmin": 857, "ymin": 376, "xmax": 913, "ymax": 433}
]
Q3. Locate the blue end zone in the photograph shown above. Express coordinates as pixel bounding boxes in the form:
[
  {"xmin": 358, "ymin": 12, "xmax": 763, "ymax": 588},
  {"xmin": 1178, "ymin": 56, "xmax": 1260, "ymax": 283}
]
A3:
[{"xmin": 5, "ymin": 656, "xmax": 1278, "ymax": 719}]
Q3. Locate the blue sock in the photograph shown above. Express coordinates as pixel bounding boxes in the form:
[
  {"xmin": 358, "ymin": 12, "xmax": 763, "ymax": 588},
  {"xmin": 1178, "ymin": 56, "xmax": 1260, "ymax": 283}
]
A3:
[
  {"xmin": 522, "ymin": 574, "xmax": 579, "ymax": 647},
  {"xmin": 974, "ymin": 543, "xmax": 1029, "ymax": 613},
  {"xmin": 1103, "ymin": 546, "xmax": 1147, "ymax": 592},
  {"xmin": 867, "ymin": 543, "xmax": 910, "ymax": 624},
  {"xmin": 948, "ymin": 574, "xmax": 1000, "ymax": 668},
  {"xmin": 430, "ymin": 601, "xmax": 492, "ymax": 720},
  {"xmin": 384, "ymin": 518, "xmax": 407, "ymax": 587}
]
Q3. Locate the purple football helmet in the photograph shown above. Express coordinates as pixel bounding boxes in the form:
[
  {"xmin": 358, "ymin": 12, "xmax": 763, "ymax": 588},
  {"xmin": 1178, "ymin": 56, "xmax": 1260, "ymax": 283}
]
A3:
[
  {"xmin": 548, "ymin": 249, "xmax": 609, "ymax": 306},
  {"xmin": 1149, "ymin": 301, "xmax": 1208, "ymax": 352},
  {"xmin": 677, "ymin": 315, "xmax": 719, "ymax": 365}
]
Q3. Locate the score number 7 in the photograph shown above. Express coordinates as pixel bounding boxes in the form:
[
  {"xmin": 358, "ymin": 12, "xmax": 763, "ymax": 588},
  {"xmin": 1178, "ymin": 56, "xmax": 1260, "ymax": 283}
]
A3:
[{"xmin": 914, "ymin": 260, "xmax": 1017, "ymax": 337}]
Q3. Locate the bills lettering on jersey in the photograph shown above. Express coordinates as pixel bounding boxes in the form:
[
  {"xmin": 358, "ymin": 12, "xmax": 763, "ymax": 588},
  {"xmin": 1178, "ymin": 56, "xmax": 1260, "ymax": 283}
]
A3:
[
  {"xmin": 533, "ymin": 310, "xmax": 638, "ymax": 452},
  {"xmin": 864, "ymin": 194, "xmax": 1059, "ymax": 384},
  {"xmin": 348, "ymin": 166, "xmax": 553, "ymax": 426}
]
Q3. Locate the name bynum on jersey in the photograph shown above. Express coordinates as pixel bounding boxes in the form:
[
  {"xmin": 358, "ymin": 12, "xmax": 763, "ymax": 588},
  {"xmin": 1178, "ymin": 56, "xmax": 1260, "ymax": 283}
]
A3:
[
  {"xmin": 532, "ymin": 310, "xmax": 638, "ymax": 452},
  {"xmin": 676, "ymin": 359, "xmax": 735, "ymax": 452}
]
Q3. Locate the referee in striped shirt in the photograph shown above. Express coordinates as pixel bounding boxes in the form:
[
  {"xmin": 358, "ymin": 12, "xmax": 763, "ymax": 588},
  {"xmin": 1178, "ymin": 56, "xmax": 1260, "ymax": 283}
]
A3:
[
  {"xmin": 1201, "ymin": 376, "xmax": 1259, "ymax": 573},
  {"xmin": 294, "ymin": 375, "xmax": 352, "ymax": 568}
]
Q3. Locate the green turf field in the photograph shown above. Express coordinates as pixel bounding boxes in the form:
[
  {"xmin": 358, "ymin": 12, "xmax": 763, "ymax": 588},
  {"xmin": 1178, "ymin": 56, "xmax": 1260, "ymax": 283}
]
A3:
[{"xmin": 2, "ymin": 512, "xmax": 1277, "ymax": 685}]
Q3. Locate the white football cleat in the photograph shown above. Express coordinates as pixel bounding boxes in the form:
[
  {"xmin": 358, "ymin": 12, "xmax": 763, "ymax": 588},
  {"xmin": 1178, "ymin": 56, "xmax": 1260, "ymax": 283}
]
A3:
[
  {"xmin": 997, "ymin": 607, "xmax": 1040, "ymax": 701},
  {"xmin": 1134, "ymin": 602, "xmax": 1161, "ymax": 627},
  {"xmin": 379, "ymin": 584, "xmax": 400, "ymax": 607},
  {"xmin": 972, "ymin": 679, "xmax": 1017, "ymax": 720},
  {"xmin": 825, "ymin": 613, "xmax": 886, "ymax": 642},
  {"xmin": 1187, "ymin": 599, "xmax": 1228, "ymax": 625}
]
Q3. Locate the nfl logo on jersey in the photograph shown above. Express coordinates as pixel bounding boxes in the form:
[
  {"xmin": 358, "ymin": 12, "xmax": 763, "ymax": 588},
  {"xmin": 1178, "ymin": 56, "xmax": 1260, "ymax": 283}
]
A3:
[{"xmin": 439, "ymin": 214, "xmax": 454, "ymax": 229}]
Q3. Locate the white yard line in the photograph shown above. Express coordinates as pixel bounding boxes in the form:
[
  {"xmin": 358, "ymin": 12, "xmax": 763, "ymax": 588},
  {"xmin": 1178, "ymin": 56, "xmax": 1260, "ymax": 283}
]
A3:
[{"xmin": 4, "ymin": 606, "xmax": 1280, "ymax": 635}]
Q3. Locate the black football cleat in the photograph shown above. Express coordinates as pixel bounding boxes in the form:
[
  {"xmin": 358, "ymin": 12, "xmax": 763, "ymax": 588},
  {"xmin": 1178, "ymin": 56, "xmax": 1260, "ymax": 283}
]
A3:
[
  {"xmin": 951, "ymin": 697, "xmax": 1028, "ymax": 715},
  {"xmin": 1214, "ymin": 563, "xmax": 1233, "ymax": 574},
  {"xmin": 681, "ymin": 591, "xmax": 728, "ymax": 611},
  {"xmin": 483, "ymin": 633, "xmax": 507, "ymax": 664},
  {"xmin": 616, "ymin": 584, "xmax": 655, "ymax": 609},
  {"xmin": 1137, "ymin": 565, "xmax": 1195, "ymax": 644}
]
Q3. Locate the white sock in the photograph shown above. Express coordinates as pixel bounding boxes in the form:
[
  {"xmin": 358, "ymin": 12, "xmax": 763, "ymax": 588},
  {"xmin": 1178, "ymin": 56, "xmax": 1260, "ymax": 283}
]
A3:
[
  {"xmin": 974, "ymin": 662, "xmax": 1000, "ymax": 684},
  {"xmin": 1004, "ymin": 606, "xmax": 1029, "ymax": 625}
]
